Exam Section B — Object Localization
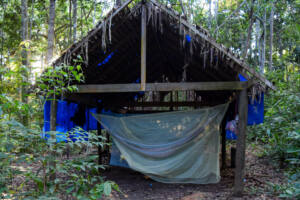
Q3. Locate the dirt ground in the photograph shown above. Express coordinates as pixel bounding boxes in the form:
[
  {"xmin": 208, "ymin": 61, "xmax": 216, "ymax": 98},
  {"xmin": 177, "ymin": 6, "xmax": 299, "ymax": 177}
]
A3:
[{"xmin": 103, "ymin": 146, "xmax": 285, "ymax": 200}]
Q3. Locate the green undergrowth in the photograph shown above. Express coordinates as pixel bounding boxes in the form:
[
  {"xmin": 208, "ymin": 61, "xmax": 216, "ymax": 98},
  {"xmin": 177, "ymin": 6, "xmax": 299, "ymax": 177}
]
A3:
[{"xmin": 248, "ymin": 70, "xmax": 300, "ymax": 198}]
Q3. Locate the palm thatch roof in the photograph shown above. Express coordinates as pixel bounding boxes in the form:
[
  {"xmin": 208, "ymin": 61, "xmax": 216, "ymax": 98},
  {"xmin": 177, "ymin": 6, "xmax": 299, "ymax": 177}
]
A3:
[{"xmin": 52, "ymin": 0, "xmax": 274, "ymax": 108}]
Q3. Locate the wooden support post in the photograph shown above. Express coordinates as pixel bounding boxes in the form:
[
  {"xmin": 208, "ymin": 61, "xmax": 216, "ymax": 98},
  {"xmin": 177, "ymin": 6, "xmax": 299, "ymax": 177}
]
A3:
[
  {"xmin": 96, "ymin": 106, "xmax": 102, "ymax": 167},
  {"xmin": 221, "ymin": 116, "xmax": 226, "ymax": 169},
  {"xmin": 141, "ymin": 2, "xmax": 147, "ymax": 91},
  {"xmin": 234, "ymin": 88, "xmax": 248, "ymax": 196},
  {"xmin": 170, "ymin": 91, "xmax": 173, "ymax": 111}
]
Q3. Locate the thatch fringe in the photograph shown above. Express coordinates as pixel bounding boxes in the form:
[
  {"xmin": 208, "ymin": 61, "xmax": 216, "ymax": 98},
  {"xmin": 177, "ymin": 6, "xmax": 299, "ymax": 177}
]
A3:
[
  {"xmin": 109, "ymin": 13, "xmax": 113, "ymax": 43},
  {"xmin": 85, "ymin": 40, "xmax": 89, "ymax": 65},
  {"xmin": 101, "ymin": 19, "xmax": 107, "ymax": 51}
]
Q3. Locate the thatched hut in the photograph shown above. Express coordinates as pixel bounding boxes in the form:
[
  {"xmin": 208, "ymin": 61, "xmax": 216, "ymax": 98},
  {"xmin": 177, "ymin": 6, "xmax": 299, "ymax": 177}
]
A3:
[{"xmin": 48, "ymin": 0, "xmax": 274, "ymax": 196}]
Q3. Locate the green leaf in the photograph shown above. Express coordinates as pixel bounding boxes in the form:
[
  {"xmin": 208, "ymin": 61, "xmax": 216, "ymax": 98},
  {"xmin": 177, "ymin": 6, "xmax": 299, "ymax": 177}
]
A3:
[
  {"xmin": 66, "ymin": 186, "xmax": 74, "ymax": 194},
  {"xmin": 103, "ymin": 182, "xmax": 112, "ymax": 196}
]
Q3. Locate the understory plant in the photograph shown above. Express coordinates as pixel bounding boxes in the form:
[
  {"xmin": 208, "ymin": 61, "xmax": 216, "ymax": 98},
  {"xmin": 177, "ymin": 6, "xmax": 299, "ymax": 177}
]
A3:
[
  {"xmin": 0, "ymin": 118, "xmax": 117, "ymax": 199},
  {"xmin": 0, "ymin": 62, "xmax": 119, "ymax": 199},
  {"xmin": 248, "ymin": 70, "xmax": 300, "ymax": 198}
]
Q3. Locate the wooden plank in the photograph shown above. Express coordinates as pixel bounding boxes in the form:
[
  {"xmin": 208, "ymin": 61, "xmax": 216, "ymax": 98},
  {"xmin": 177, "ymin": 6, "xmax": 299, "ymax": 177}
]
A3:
[
  {"xmin": 141, "ymin": 3, "xmax": 147, "ymax": 91},
  {"xmin": 75, "ymin": 81, "xmax": 252, "ymax": 93},
  {"xmin": 64, "ymin": 95, "xmax": 226, "ymax": 108},
  {"xmin": 149, "ymin": 0, "xmax": 275, "ymax": 90},
  {"xmin": 234, "ymin": 88, "xmax": 248, "ymax": 196},
  {"xmin": 107, "ymin": 101, "xmax": 225, "ymax": 107}
]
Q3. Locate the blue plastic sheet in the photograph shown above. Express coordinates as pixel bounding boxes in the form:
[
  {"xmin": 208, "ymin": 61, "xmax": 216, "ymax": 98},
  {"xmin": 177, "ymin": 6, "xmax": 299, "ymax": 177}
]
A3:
[
  {"xmin": 248, "ymin": 94, "xmax": 264, "ymax": 125},
  {"xmin": 43, "ymin": 100, "xmax": 98, "ymax": 142},
  {"xmin": 225, "ymin": 75, "xmax": 265, "ymax": 140},
  {"xmin": 226, "ymin": 130, "xmax": 237, "ymax": 140}
]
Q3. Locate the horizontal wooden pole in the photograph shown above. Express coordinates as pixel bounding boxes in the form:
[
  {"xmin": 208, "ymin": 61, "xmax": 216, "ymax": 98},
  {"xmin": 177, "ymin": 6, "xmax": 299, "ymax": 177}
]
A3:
[
  {"xmin": 107, "ymin": 101, "xmax": 225, "ymax": 107},
  {"xmin": 75, "ymin": 82, "xmax": 252, "ymax": 93}
]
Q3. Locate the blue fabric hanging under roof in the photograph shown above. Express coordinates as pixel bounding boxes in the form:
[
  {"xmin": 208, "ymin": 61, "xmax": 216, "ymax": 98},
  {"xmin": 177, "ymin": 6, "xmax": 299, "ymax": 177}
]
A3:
[
  {"xmin": 43, "ymin": 100, "xmax": 98, "ymax": 142},
  {"xmin": 226, "ymin": 74, "xmax": 265, "ymax": 140},
  {"xmin": 238, "ymin": 74, "xmax": 264, "ymax": 125}
]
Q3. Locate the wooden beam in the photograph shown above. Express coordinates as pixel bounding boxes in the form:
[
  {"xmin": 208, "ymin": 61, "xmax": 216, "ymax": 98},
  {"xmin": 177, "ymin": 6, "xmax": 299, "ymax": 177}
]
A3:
[
  {"xmin": 75, "ymin": 81, "xmax": 253, "ymax": 93},
  {"xmin": 141, "ymin": 3, "xmax": 147, "ymax": 91},
  {"xmin": 107, "ymin": 101, "xmax": 226, "ymax": 107},
  {"xmin": 234, "ymin": 88, "xmax": 248, "ymax": 196}
]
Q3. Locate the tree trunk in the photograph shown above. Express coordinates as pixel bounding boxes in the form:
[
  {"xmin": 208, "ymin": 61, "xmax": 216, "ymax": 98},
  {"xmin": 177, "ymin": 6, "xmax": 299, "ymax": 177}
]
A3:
[
  {"xmin": 92, "ymin": 0, "xmax": 96, "ymax": 26},
  {"xmin": 179, "ymin": 0, "xmax": 187, "ymax": 18},
  {"xmin": 269, "ymin": 1, "xmax": 274, "ymax": 70},
  {"xmin": 72, "ymin": 0, "xmax": 77, "ymax": 42},
  {"xmin": 0, "ymin": 1, "xmax": 5, "ymax": 83},
  {"xmin": 21, "ymin": 0, "xmax": 28, "ymax": 126},
  {"xmin": 0, "ymin": 28, "xmax": 2, "ymax": 82},
  {"xmin": 242, "ymin": 0, "xmax": 255, "ymax": 60},
  {"xmin": 255, "ymin": 20, "xmax": 260, "ymax": 64},
  {"xmin": 260, "ymin": 8, "xmax": 266, "ymax": 73},
  {"xmin": 46, "ymin": 0, "xmax": 57, "ymax": 182},
  {"xmin": 208, "ymin": 0, "xmax": 212, "ymax": 30},
  {"xmin": 29, "ymin": 0, "xmax": 34, "ymax": 40},
  {"xmin": 69, "ymin": 0, "xmax": 72, "ymax": 44},
  {"xmin": 46, "ymin": 0, "xmax": 56, "ymax": 64},
  {"xmin": 215, "ymin": 0, "xmax": 219, "ymax": 25},
  {"xmin": 0, "ymin": 29, "xmax": 3, "ymax": 83}
]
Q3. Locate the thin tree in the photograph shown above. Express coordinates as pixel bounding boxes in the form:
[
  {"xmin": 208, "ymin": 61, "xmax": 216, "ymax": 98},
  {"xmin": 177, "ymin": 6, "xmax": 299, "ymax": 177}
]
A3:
[
  {"xmin": 29, "ymin": 0, "xmax": 34, "ymax": 40},
  {"xmin": 179, "ymin": 0, "xmax": 187, "ymax": 18},
  {"xmin": 46, "ymin": 0, "xmax": 56, "ymax": 64},
  {"xmin": 72, "ymin": 0, "xmax": 77, "ymax": 42},
  {"xmin": 47, "ymin": 0, "xmax": 56, "ymax": 129},
  {"xmin": 21, "ymin": 0, "xmax": 29, "ymax": 126},
  {"xmin": 215, "ymin": 0, "xmax": 219, "ymax": 25},
  {"xmin": 269, "ymin": 1, "xmax": 274, "ymax": 70},
  {"xmin": 93, "ymin": 0, "xmax": 96, "ymax": 25},
  {"xmin": 0, "ymin": 1, "xmax": 5, "ymax": 82},
  {"xmin": 69, "ymin": 0, "xmax": 72, "ymax": 44},
  {"xmin": 260, "ymin": 8, "xmax": 267, "ymax": 73},
  {"xmin": 47, "ymin": 0, "xmax": 57, "ymax": 133},
  {"xmin": 208, "ymin": 0, "xmax": 212, "ymax": 30},
  {"xmin": 47, "ymin": 0, "xmax": 57, "ymax": 182},
  {"xmin": 242, "ymin": 0, "xmax": 256, "ymax": 60}
]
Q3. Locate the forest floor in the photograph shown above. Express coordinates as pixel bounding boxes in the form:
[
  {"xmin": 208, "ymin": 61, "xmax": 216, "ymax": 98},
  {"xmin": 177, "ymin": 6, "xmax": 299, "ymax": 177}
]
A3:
[{"xmin": 104, "ymin": 145, "xmax": 286, "ymax": 200}]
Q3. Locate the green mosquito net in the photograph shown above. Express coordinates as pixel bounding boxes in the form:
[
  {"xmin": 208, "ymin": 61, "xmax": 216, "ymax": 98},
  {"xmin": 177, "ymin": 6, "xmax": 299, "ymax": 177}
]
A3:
[{"xmin": 92, "ymin": 103, "xmax": 228, "ymax": 184}]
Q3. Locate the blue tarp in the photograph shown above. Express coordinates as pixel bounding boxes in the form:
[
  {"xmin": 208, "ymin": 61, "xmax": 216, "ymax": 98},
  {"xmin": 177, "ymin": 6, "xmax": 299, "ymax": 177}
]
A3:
[
  {"xmin": 43, "ymin": 100, "xmax": 98, "ymax": 142},
  {"xmin": 248, "ymin": 93, "xmax": 264, "ymax": 125},
  {"xmin": 226, "ymin": 74, "xmax": 264, "ymax": 140},
  {"xmin": 239, "ymin": 73, "xmax": 264, "ymax": 125}
]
